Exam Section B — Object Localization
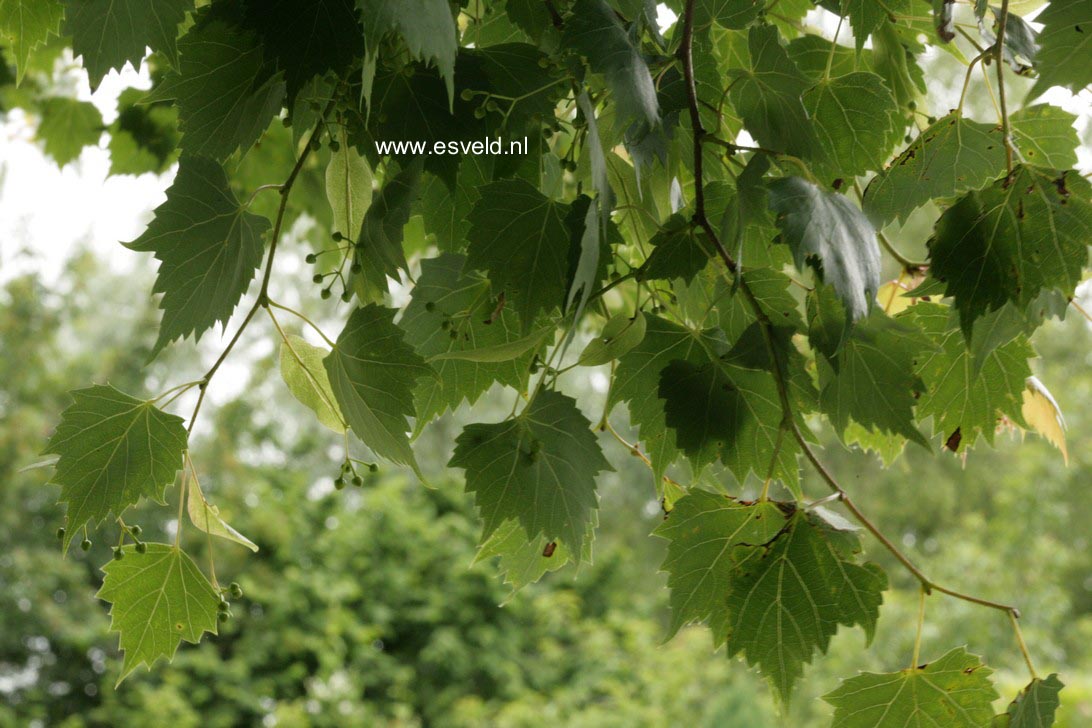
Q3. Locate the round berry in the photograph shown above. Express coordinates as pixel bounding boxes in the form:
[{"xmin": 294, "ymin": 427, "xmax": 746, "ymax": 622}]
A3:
[
  {"xmin": 460, "ymin": 88, "xmax": 475, "ymax": 101},
  {"xmin": 334, "ymin": 476, "xmax": 346, "ymax": 490},
  {"xmin": 218, "ymin": 611, "xmax": 230, "ymax": 623},
  {"xmin": 81, "ymin": 538, "xmax": 92, "ymax": 552},
  {"xmin": 313, "ymin": 273, "xmax": 324, "ymax": 284},
  {"xmin": 321, "ymin": 288, "xmax": 332, "ymax": 300},
  {"xmin": 135, "ymin": 542, "xmax": 147, "ymax": 554},
  {"xmin": 332, "ymin": 231, "xmax": 344, "ymax": 242},
  {"xmin": 350, "ymin": 262, "xmax": 362, "ymax": 274},
  {"xmin": 340, "ymin": 291, "xmax": 352, "ymax": 302},
  {"xmin": 113, "ymin": 547, "xmax": 124, "ymax": 561},
  {"xmin": 369, "ymin": 463, "xmax": 378, "ymax": 473},
  {"xmin": 229, "ymin": 582, "xmax": 243, "ymax": 599},
  {"xmin": 351, "ymin": 475, "xmax": 363, "ymax": 487},
  {"xmin": 329, "ymin": 140, "xmax": 341, "ymax": 153},
  {"xmin": 306, "ymin": 253, "xmax": 318, "ymax": 264},
  {"xmin": 56, "ymin": 527, "xmax": 66, "ymax": 540},
  {"xmin": 129, "ymin": 525, "xmax": 142, "ymax": 538}
]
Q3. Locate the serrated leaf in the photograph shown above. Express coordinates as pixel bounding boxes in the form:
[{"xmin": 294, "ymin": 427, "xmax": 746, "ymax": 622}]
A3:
[
  {"xmin": 657, "ymin": 503, "xmax": 886, "ymax": 704},
  {"xmin": 729, "ymin": 24, "xmax": 817, "ymax": 157},
  {"xmin": 324, "ymin": 304, "xmax": 432, "ymax": 470},
  {"xmin": 466, "ymin": 179, "xmax": 572, "ymax": 329},
  {"xmin": 579, "ymin": 312, "xmax": 646, "ymax": 366},
  {"xmin": 928, "ymin": 167, "xmax": 1092, "ymax": 336},
  {"xmin": 804, "ymin": 71, "xmax": 902, "ymax": 179},
  {"xmin": 243, "ymin": 0, "xmax": 361, "ymax": 105},
  {"xmin": 450, "ymin": 391, "xmax": 611, "ymax": 554},
  {"xmin": 994, "ymin": 674, "xmax": 1064, "ymax": 728},
  {"xmin": 641, "ymin": 214, "xmax": 713, "ymax": 283},
  {"xmin": 359, "ymin": 0, "xmax": 457, "ymax": 109},
  {"xmin": 353, "ymin": 158, "xmax": 420, "ymax": 301},
  {"xmin": 978, "ymin": 5, "xmax": 1039, "ymax": 73},
  {"xmin": 1010, "ymin": 104, "xmax": 1080, "ymax": 169},
  {"xmin": 825, "ymin": 647, "xmax": 999, "ymax": 727},
  {"xmin": 872, "ymin": 18, "xmax": 926, "ymax": 109},
  {"xmin": 149, "ymin": 16, "xmax": 285, "ymax": 161},
  {"xmin": 279, "ymin": 334, "xmax": 345, "ymax": 433},
  {"xmin": 864, "ymin": 114, "xmax": 1005, "ymax": 226},
  {"xmin": 326, "ymin": 144, "xmax": 373, "ymax": 240},
  {"xmin": 840, "ymin": 0, "xmax": 915, "ymax": 50},
  {"xmin": 817, "ymin": 310, "xmax": 931, "ymax": 447},
  {"xmin": 901, "ymin": 302, "xmax": 1032, "ymax": 448},
  {"xmin": 97, "ymin": 544, "xmax": 219, "ymax": 684},
  {"xmin": 187, "ymin": 475, "xmax": 259, "ymax": 552},
  {"xmin": 37, "ymin": 97, "xmax": 103, "ymax": 166},
  {"xmin": 609, "ymin": 315, "xmax": 722, "ymax": 482},
  {"xmin": 125, "ymin": 155, "xmax": 270, "ymax": 356},
  {"xmin": 65, "ymin": 0, "xmax": 194, "ymax": 90},
  {"xmin": 1029, "ymin": 1, "xmax": 1092, "ymax": 98},
  {"xmin": 658, "ymin": 357, "xmax": 800, "ymax": 483},
  {"xmin": 653, "ymin": 492, "xmax": 788, "ymax": 636},
  {"xmin": 44, "ymin": 385, "xmax": 187, "ymax": 553},
  {"xmin": 1021, "ymin": 376, "xmax": 1067, "ymax": 464},
  {"xmin": 399, "ymin": 254, "xmax": 536, "ymax": 427},
  {"xmin": 694, "ymin": 0, "xmax": 763, "ymax": 29},
  {"xmin": 475, "ymin": 518, "xmax": 592, "ymax": 594},
  {"xmin": 564, "ymin": 0, "xmax": 660, "ymax": 129},
  {"xmin": 768, "ymin": 176, "xmax": 880, "ymax": 323},
  {"xmin": 0, "ymin": 0, "xmax": 64, "ymax": 84},
  {"xmin": 725, "ymin": 511, "xmax": 886, "ymax": 702}
]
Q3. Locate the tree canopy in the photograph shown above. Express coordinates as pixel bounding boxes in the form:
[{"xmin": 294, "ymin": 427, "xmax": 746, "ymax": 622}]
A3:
[{"xmin": 2, "ymin": 0, "xmax": 1090, "ymax": 723}]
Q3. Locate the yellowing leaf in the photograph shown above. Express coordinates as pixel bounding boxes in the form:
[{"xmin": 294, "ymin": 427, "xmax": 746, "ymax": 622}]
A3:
[
  {"xmin": 186, "ymin": 472, "xmax": 259, "ymax": 553},
  {"xmin": 1021, "ymin": 376, "xmax": 1068, "ymax": 464}
]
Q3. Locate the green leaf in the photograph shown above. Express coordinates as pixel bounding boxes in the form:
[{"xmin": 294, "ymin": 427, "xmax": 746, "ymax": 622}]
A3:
[
  {"xmin": 1029, "ymin": 0, "xmax": 1092, "ymax": 98},
  {"xmin": 768, "ymin": 176, "xmax": 880, "ymax": 322},
  {"xmin": 640, "ymin": 214, "xmax": 713, "ymax": 284},
  {"xmin": 450, "ymin": 390, "xmax": 611, "ymax": 553},
  {"xmin": 187, "ymin": 476, "xmax": 259, "ymax": 552},
  {"xmin": 0, "ymin": 0, "xmax": 64, "ymax": 83},
  {"xmin": 399, "ymin": 254, "xmax": 536, "ymax": 427},
  {"xmin": 125, "ymin": 155, "xmax": 270, "ymax": 356},
  {"xmin": 928, "ymin": 167, "xmax": 1092, "ymax": 336},
  {"xmin": 728, "ymin": 24, "xmax": 817, "ymax": 158},
  {"xmin": 978, "ymin": 5, "xmax": 1038, "ymax": 73},
  {"xmin": 43, "ymin": 386, "xmax": 188, "ymax": 553},
  {"xmin": 474, "ymin": 42, "xmax": 564, "ymax": 134},
  {"xmin": 466, "ymin": 179, "xmax": 572, "ymax": 329},
  {"xmin": 725, "ymin": 510, "xmax": 886, "ymax": 702},
  {"xmin": 359, "ymin": 0, "xmax": 457, "ymax": 109},
  {"xmin": 657, "ymin": 499, "xmax": 886, "ymax": 703},
  {"xmin": 579, "ymin": 312, "xmax": 646, "ymax": 366},
  {"xmin": 864, "ymin": 113, "xmax": 1005, "ymax": 226},
  {"xmin": 609, "ymin": 315, "xmax": 721, "ymax": 482},
  {"xmin": 658, "ymin": 357, "xmax": 800, "ymax": 483},
  {"xmin": 326, "ymin": 143, "xmax": 373, "ymax": 241},
  {"xmin": 279, "ymin": 334, "xmax": 346, "ymax": 433},
  {"xmin": 564, "ymin": 0, "xmax": 660, "ymax": 129},
  {"xmin": 324, "ymin": 304, "xmax": 432, "ymax": 470},
  {"xmin": 994, "ymin": 674, "xmax": 1064, "ymax": 728},
  {"xmin": 825, "ymin": 647, "xmax": 999, "ymax": 727},
  {"xmin": 804, "ymin": 72, "xmax": 902, "ymax": 179},
  {"xmin": 1010, "ymin": 104, "xmax": 1080, "ymax": 170},
  {"xmin": 419, "ymin": 157, "xmax": 492, "ymax": 251},
  {"xmin": 694, "ymin": 0, "xmax": 763, "ymax": 29},
  {"xmin": 148, "ymin": 15, "xmax": 285, "ymax": 161},
  {"xmin": 243, "ymin": 0, "xmax": 361, "ymax": 105},
  {"xmin": 871, "ymin": 19, "xmax": 926, "ymax": 109},
  {"xmin": 37, "ymin": 97, "xmax": 103, "ymax": 166},
  {"xmin": 653, "ymin": 492, "xmax": 788, "ymax": 636},
  {"xmin": 353, "ymin": 158, "xmax": 421, "ymax": 301},
  {"xmin": 64, "ymin": 0, "xmax": 193, "ymax": 90},
  {"xmin": 818, "ymin": 309, "xmax": 931, "ymax": 447},
  {"xmin": 901, "ymin": 302, "xmax": 1032, "ymax": 448},
  {"xmin": 97, "ymin": 544, "xmax": 220, "ymax": 684},
  {"xmin": 840, "ymin": 0, "xmax": 914, "ymax": 51},
  {"xmin": 474, "ymin": 518, "xmax": 592, "ymax": 593}
]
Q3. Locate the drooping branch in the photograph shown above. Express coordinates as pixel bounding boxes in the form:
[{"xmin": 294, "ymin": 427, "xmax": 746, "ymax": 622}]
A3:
[{"xmin": 678, "ymin": 0, "xmax": 1030, "ymax": 636}]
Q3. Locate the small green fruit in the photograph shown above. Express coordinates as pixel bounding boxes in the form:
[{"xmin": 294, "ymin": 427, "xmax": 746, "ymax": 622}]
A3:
[{"xmin": 81, "ymin": 538, "xmax": 92, "ymax": 551}]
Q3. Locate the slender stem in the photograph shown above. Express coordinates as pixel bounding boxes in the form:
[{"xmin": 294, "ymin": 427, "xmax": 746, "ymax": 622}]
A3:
[
  {"xmin": 268, "ymin": 299, "xmax": 336, "ymax": 347},
  {"xmin": 1010, "ymin": 610, "xmax": 1038, "ymax": 679},
  {"xmin": 911, "ymin": 586, "xmax": 927, "ymax": 668},
  {"xmin": 185, "ymin": 97, "xmax": 337, "ymax": 434},
  {"xmin": 957, "ymin": 51, "xmax": 989, "ymax": 113},
  {"xmin": 824, "ymin": 13, "xmax": 845, "ymax": 81},
  {"xmin": 175, "ymin": 465, "xmax": 188, "ymax": 549},
  {"xmin": 1070, "ymin": 298, "xmax": 1092, "ymax": 324},
  {"xmin": 995, "ymin": 0, "xmax": 1014, "ymax": 173},
  {"xmin": 603, "ymin": 419, "xmax": 684, "ymax": 496}
]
